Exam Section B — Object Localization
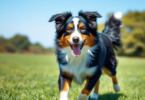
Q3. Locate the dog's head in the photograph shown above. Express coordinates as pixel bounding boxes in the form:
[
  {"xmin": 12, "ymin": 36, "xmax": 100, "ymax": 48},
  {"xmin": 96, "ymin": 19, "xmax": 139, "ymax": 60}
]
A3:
[{"xmin": 49, "ymin": 11, "xmax": 101, "ymax": 57}]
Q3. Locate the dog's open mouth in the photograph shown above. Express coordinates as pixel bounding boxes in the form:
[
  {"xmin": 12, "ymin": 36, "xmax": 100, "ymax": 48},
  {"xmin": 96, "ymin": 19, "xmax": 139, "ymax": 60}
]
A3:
[{"xmin": 67, "ymin": 39, "xmax": 86, "ymax": 57}]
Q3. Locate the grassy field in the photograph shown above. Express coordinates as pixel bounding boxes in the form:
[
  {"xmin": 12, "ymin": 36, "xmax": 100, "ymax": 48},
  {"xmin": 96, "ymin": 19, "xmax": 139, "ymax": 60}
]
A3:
[{"xmin": 0, "ymin": 54, "xmax": 145, "ymax": 100}]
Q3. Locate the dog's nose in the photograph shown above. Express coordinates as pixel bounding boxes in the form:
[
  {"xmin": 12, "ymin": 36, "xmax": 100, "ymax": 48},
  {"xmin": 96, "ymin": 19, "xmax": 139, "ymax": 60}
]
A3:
[{"xmin": 73, "ymin": 36, "xmax": 79, "ymax": 43}]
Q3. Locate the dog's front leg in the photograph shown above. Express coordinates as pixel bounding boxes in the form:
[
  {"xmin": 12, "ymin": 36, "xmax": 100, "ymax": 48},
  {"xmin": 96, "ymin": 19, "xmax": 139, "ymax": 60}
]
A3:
[
  {"xmin": 78, "ymin": 69, "xmax": 102, "ymax": 100},
  {"xmin": 58, "ymin": 74, "xmax": 72, "ymax": 100}
]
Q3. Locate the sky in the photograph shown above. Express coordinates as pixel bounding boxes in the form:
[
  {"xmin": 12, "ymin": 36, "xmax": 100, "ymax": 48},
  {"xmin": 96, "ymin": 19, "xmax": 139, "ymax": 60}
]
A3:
[{"xmin": 0, "ymin": 0, "xmax": 145, "ymax": 48}]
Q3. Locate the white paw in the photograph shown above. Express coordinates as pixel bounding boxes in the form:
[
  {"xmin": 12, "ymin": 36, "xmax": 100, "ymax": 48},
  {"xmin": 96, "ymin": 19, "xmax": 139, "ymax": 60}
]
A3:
[
  {"xmin": 60, "ymin": 91, "xmax": 68, "ymax": 100},
  {"xmin": 59, "ymin": 96, "xmax": 68, "ymax": 100},
  {"xmin": 91, "ymin": 93, "xmax": 99, "ymax": 100},
  {"xmin": 77, "ymin": 93, "xmax": 88, "ymax": 100},
  {"xmin": 113, "ymin": 84, "xmax": 120, "ymax": 92},
  {"xmin": 114, "ymin": 12, "xmax": 122, "ymax": 20}
]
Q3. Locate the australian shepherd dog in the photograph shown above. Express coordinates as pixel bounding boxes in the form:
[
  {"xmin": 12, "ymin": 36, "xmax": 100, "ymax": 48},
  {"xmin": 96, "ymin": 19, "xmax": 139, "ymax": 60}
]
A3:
[{"xmin": 49, "ymin": 11, "xmax": 122, "ymax": 100}]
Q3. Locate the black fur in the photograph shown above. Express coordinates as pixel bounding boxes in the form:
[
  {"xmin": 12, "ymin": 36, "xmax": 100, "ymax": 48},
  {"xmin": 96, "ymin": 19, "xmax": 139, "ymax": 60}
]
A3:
[
  {"xmin": 79, "ymin": 11, "xmax": 102, "ymax": 36},
  {"xmin": 49, "ymin": 12, "xmax": 72, "ymax": 39},
  {"xmin": 103, "ymin": 15, "xmax": 122, "ymax": 48}
]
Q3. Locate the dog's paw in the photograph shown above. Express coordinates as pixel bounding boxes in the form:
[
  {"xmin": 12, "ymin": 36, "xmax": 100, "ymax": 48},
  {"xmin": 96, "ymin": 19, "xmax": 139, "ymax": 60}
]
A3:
[
  {"xmin": 90, "ymin": 93, "xmax": 98, "ymax": 100},
  {"xmin": 59, "ymin": 91, "xmax": 68, "ymax": 100},
  {"xmin": 113, "ymin": 84, "xmax": 120, "ymax": 92},
  {"xmin": 77, "ymin": 93, "xmax": 88, "ymax": 100},
  {"xmin": 59, "ymin": 96, "xmax": 68, "ymax": 100},
  {"xmin": 88, "ymin": 96, "xmax": 98, "ymax": 100}
]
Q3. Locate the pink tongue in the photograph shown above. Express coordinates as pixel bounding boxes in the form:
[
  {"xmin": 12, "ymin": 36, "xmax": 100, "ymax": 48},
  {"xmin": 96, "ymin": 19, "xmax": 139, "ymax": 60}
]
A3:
[{"xmin": 72, "ymin": 44, "xmax": 81, "ymax": 56}]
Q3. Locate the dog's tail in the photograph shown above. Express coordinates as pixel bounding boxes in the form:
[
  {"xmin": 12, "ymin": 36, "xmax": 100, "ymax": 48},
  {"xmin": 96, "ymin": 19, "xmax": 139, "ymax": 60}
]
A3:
[{"xmin": 102, "ymin": 12, "xmax": 122, "ymax": 49}]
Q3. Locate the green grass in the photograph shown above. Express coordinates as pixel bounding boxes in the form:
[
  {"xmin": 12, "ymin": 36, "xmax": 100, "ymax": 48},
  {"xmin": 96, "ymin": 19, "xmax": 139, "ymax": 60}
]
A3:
[{"xmin": 0, "ymin": 54, "xmax": 145, "ymax": 100}]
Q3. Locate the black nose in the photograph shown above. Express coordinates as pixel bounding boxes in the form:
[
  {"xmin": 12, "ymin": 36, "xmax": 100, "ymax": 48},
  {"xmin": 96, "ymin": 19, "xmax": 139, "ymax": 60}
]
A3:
[{"xmin": 73, "ymin": 36, "xmax": 79, "ymax": 43}]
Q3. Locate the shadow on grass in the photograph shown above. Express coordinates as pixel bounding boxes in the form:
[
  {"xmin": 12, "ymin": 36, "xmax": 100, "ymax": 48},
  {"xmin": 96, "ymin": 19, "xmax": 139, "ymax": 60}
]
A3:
[{"xmin": 98, "ymin": 93, "xmax": 126, "ymax": 100}]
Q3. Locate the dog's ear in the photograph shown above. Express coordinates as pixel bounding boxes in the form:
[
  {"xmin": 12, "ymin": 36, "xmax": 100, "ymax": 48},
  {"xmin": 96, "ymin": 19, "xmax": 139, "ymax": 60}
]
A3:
[
  {"xmin": 49, "ymin": 12, "xmax": 72, "ymax": 32},
  {"xmin": 79, "ymin": 11, "xmax": 101, "ymax": 31}
]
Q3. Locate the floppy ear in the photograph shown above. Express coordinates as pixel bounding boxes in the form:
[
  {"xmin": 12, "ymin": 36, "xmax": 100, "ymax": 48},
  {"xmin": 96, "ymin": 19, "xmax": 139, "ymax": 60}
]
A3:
[
  {"xmin": 49, "ymin": 12, "xmax": 72, "ymax": 32},
  {"xmin": 79, "ymin": 11, "xmax": 101, "ymax": 31}
]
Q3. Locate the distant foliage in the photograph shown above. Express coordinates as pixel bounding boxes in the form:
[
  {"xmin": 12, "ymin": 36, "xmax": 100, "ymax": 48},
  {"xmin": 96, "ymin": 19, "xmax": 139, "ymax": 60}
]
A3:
[
  {"xmin": 9, "ymin": 34, "xmax": 31, "ymax": 52},
  {"xmin": 0, "ymin": 37, "xmax": 16, "ymax": 52},
  {"xmin": 0, "ymin": 34, "xmax": 54, "ymax": 54},
  {"xmin": 120, "ymin": 11, "xmax": 145, "ymax": 56},
  {"xmin": 98, "ymin": 11, "xmax": 145, "ymax": 57},
  {"xmin": 29, "ymin": 43, "xmax": 46, "ymax": 54},
  {"xmin": 98, "ymin": 24, "xmax": 105, "ymax": 33}
]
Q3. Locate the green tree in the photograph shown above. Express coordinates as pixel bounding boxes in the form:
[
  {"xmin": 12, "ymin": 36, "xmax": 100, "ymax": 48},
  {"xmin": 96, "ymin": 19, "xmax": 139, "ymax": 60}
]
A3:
[
  {"xmin": 0, "ymin": 37, "xmax": 15, "ymax": 52},
  {"xmin": 29, "ymin": 45, "xmax": 45, "ymax": 54},
  {"xmin": 9, "ymin": 34, "xmax": 31, "ymax": 52},
  {"xmin": 98, "ymin": 11, "xmax": 145, "ymax": 57},
  {"xmin": 121, "ymin": 11, "xmax": 145, "ymax": 56}
]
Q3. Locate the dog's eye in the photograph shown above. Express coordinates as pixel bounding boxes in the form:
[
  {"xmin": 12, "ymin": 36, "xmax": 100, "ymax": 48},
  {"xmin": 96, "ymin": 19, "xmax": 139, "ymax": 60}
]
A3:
[
  {"xmin": 66, "ymin": 28, "xmax": 73, "ymax": 34},
  {"xmin": 80, "ymin": 27, "xmax": 86, "ymax": 32}
]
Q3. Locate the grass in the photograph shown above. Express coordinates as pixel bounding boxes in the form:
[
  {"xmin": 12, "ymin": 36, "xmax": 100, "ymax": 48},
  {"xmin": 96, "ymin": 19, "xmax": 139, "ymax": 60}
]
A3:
[{"xmin": 0, "ymin": 54, "xmax": 145, "ymax": 100}]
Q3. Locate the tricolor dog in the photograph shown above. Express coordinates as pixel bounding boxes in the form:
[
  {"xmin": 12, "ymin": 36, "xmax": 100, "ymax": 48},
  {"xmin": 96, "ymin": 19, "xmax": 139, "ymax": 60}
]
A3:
[{"xmin": 49, "ymin": 11, "xmax": 122, "ymax": 100}]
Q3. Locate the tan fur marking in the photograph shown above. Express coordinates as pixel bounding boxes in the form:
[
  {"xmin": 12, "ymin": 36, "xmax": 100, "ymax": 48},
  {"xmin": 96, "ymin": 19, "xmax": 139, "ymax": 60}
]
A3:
[
  {"xmin": 68, "ymin": 23, "xmax": 73, "ymax": 29},
  {"xmin": 102, "ymin": 67, "xmax": 118, "ymax": 85},
  {"xmin": 59, "ymin": 79, "xmax": 71, "ymax": 98},
  {"xmin": 102, "ymin": 67, "xmax": 112, "ymax": 77},
  {"xmin": 94, "ymin": 80, "xmax": 100, "ymax": 94},
  {"xmin": 112, "ymin": 76, "xmax": 118, "ymax": 85},
  {"xmin": 79, "ymin": 23, "xmax": 84, "ymax": 28},
  {"xmin": 81, "ymin": 33, "xmax": 96, "ymax": 47},
  {"xmin": 81, "ymin": 79, "xmax": 91, "ymax": 95},
  {"xmin": 59, "ymin": 34, "xmax": 71, "ymax": 48},
  {"xmin": 62, "ymin": 71, "xmax": 73, "ymax": 78}
]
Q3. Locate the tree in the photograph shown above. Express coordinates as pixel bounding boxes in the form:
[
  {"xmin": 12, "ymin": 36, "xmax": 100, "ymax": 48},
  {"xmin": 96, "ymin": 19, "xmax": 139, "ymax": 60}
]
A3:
[
  {"xmin": 0, "ymin": 37, "xmax": 15, "ymax": 52},
  {"xmin": 98, "ymin": 11, "xmax": 145, "ymax": 56},
  {"xmin": 29, "ymin": 45, "xmax": 45, "ymax": 54},
  {"xmin": 9, "ymin": 34, "xmax": 31, "ymax": 52},
  {"xmin": 121, "ymin": 11, "xmax": 145, "ymax": 56}
]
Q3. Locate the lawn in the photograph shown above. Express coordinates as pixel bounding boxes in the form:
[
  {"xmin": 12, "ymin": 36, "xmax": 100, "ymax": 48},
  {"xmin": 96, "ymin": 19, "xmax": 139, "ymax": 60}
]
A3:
[{"xmin": 0, "ymin": 54, "xmax": 145, "ymax": 100}]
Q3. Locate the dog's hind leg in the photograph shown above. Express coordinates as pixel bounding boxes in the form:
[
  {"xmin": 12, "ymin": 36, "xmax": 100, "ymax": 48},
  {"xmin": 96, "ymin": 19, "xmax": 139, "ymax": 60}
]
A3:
[
  {"xmin": 91, "ymin": 80, "xmax": 100, "ymax": 99},
  {"xmin": 112, "ymin": 76, "xmax": 120, "ymax": 92},
  {"xmin": 102, "ymin": 67, "xmax": 120, "ymax": 92}
]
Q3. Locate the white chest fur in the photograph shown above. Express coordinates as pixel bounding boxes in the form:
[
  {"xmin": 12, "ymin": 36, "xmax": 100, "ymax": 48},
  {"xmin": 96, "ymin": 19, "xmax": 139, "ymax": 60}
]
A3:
[{"xmin": 60, "ymin": 46, "xmax": 97, "ymax": 84}]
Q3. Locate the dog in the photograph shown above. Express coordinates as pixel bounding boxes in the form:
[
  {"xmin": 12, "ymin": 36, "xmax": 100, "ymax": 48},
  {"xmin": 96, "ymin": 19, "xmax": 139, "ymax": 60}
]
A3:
[{"xmin": 49, "ymin": 11, "xmax": 122, "ymax": 100}]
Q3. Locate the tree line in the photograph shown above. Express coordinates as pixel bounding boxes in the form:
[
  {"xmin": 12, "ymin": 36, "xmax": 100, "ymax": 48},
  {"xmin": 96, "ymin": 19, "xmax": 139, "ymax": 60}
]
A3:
[
  {"xmin": 0, "ymin": 11, "xmax": 145, "ymax": 56},
  {"xmin": 0, "ymin": 34, "xmax": 54, "ymax": 54}
]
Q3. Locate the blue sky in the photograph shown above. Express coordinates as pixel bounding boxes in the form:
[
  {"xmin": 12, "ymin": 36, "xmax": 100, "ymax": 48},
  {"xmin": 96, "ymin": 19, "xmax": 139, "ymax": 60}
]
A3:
[{"xmin": 0, "ymin": 0, "xmax": 145, "ymax": 47}]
